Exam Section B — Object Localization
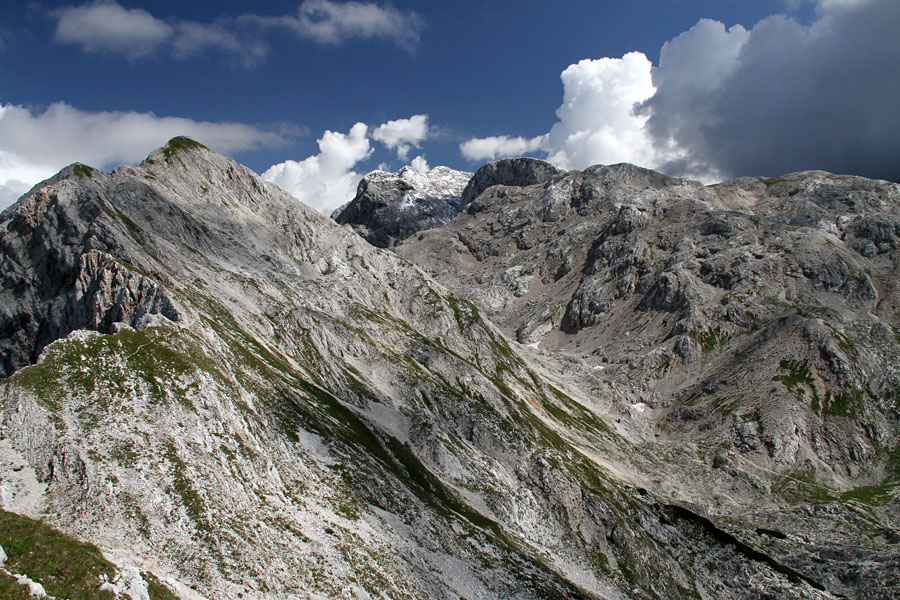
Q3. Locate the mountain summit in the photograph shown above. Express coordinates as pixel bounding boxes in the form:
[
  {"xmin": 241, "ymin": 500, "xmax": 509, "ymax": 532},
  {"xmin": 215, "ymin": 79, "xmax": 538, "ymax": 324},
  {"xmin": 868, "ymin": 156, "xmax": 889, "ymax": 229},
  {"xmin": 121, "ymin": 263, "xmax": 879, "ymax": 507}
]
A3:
[
  {"xmin": 0, "ymin": 139, "xmax": 897, "ymax": 599},
  {"xmin": 332, "ymin": 165, "xmax": 471, "ymax": 247}
]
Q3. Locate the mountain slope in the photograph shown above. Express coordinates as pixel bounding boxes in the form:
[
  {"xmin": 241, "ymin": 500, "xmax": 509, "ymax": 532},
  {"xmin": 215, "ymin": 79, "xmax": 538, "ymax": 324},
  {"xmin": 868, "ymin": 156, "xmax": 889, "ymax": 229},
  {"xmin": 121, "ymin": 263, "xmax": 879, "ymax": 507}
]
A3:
[
  {"xmin": 397, "ymin": 159, "xmax": 900, "ymax": 596},
  {"xmin": 0, "ymin": 139, "xmax": 894, "ymax": 599}
]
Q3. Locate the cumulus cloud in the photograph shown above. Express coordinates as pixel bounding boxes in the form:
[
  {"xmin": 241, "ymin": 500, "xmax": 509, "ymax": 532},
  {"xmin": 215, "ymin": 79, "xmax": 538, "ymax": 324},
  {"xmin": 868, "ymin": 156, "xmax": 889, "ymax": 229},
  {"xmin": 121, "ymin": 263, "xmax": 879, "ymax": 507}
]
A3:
[
  {"xmin": 372, "ymin": 114, "xmax": 428, "ymax": 160},
  {"xmin": 410, "ymin": 155, "xmax": 429, "ymax": 173},
  {"xmin": 459, "ymin": 135, "xmax": 546, "ymax": 162},
  {"xmin": 260, "ymin": 113, "xmax": 434, "ymax": 213},
  {"xmin": 262, "ymin": 123, "xmax": 372, "ymax": 214},
  {"xmin": 53, "ymin": 0, "xmax": 172, "ymax": 58},
  {"xmin": 52, "ymin": 0, "xmax": 424, "ymax": 64},
  {"xmin": 0, "ymin": 102, "xmax": 284, "ymax": 210},
  {"xmin": 459, "ymin": 53, "xmax": 679, "ymax": 175},
  {"xmin": 643, "ymin": 0, "xmax": 900, "ymax": 181},
  {"xmin": 460, "ymin": 0, "xmax": 899, "ymax": 183},
  {"xmin": 544, "ymin": 52, "xmax": 661, "ymax": 171}
]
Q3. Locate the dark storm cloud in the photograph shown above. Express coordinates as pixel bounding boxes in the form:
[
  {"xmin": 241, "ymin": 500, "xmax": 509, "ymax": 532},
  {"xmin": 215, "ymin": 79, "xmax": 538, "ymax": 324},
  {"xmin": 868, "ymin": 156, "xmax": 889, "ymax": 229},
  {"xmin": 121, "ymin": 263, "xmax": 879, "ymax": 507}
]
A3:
[{"xmin": 642, "ymin": 0, "xmax": 900, "ymax": 181}]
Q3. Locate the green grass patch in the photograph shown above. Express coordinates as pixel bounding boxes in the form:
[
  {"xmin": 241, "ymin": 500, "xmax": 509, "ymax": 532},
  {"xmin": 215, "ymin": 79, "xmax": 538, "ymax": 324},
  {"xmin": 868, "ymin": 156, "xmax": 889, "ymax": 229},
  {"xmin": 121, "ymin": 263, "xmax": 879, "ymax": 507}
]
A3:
[
  {"xmin": 4, "ymin": 326, "xmax": 213, "ymax": 432},
  {"xmin": 771, "ymin": 358, "xmax": 866, "ymax": 417},
  {"xmin": 772, "ymin": 358, "xmax": 816, "ymax": 405},
  {"xmin": 111, "ymin": 205, "xmax": 144, "ymax": 239},
  {"xmin": 0, "ymin": 508, "xmax": 115, "ymax": 599},
  {"xmin": 0, "ymin": 509, "xmax": 177, "ymax": 599},
  {"xmin": 839, "ymin": 483, "xmax": 898, "ymax": 506},
  {"xmin": 689, "ymin": 326, "xmax": 731, "ymax": 352},
  {"xmin": 161, "ymin": 136, "xmax": 208, "ymax": 159},
  {"xmin": 0, "ymin": 573, "xmax": 33, "ymax": 599},
  {"xmin": 822, "ymin": 388, "xmax": 865, "ymax": 418},
  {"xmin": 444, "ymin": 294, "xmax": 480, "ymax": 333},
  {"xmin": 740, "ymin": 410, "xmax": 765, "ymax": 435},
  {"xmin": 544, "ymin": 385, "xmax": 612, "ymax": 436},
  {"xmin": 825, "ymin": 323, "xmax": 859, "ymax": 359},
  {"xmin": 143, "ymin": 571, "xmax": 179, "ymax": 600},
  {"xmin": 164, "ymin": 443, "xmax": 210, "ymax": 535},
  {"xmin": 771, "ymin": 467, "xmax": 836, "ymax": 504},
  {"xmin": 72, "ymin": 164, "xmax": 96, "ymax": 179}
]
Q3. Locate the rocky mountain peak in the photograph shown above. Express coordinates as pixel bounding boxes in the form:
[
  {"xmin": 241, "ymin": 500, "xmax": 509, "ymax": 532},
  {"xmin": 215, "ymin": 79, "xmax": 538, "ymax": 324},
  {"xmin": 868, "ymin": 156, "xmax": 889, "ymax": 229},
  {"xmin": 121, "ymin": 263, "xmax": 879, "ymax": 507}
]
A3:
[
  {"xmin": 460, "ymin": 157, "xmax": 566, "ymax": 207},
  {"xmin": 332, "ymin": 164, "xmax": 471, "ymax": 247}
]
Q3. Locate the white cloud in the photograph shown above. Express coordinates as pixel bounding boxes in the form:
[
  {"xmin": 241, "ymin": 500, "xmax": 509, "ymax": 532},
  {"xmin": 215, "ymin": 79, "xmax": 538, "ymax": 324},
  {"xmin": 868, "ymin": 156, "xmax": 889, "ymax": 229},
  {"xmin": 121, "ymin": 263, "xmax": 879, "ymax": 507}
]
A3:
[
  {"xmin": 459, "ymin": 53, "xmax": 672, "ymax": 174},
  {"xmin": 265, "ymin": 0, "xmax": 425, "ymax": 52},
  {"xmin": 372, "ymin": 114, "xmax": 428, "ymax": 160},
  {"xmin": 0, "ymin": 150, "xmax": 41, "ymax": 211},
  {"xmin": 458, "ymin": 53, "xmax": 687, "ymax": 175},
  {"xmin": 262, "ymin": 123, "xmax": 372, "ymax": 214},
  {"xmin": 0, "ymin": 102, "xmax": 284, "ymax": 210},
  {"xmin": 544, "ymin": 52, "xmax": 661, "ymax": 171},
  {"xmin": 52, "ymin": 0, "xmax": 424, "ymax": 64},
  {"xmin": 410, "ymin": 155, "xmax": 429, "ymax": 173},
  {"xmin": 170, "ymin": 21, "xmax": 268, "ymax": 67},
  {"xmin": 53, "ymin": 0, "xmax": 173, "ymax": 58},
  {"xmin": 459, "ymin": 135, "xmax": 545, "ymax": 162}
]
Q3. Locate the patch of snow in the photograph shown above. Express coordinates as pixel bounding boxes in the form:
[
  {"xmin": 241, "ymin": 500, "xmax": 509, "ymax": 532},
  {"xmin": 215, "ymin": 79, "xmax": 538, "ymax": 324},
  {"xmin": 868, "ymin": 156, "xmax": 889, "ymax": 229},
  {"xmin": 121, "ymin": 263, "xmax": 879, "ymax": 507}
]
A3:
[
  {"xmin": 367, "ymin": 165, "xmax": 472, "ymax": 202},
  {"xmin": 629, "ymin": 402, "xmax": 647, "ymax": 414},
  {"xmin": 400, "ymin": 193, "xmax": 420, "ymax": 210}
]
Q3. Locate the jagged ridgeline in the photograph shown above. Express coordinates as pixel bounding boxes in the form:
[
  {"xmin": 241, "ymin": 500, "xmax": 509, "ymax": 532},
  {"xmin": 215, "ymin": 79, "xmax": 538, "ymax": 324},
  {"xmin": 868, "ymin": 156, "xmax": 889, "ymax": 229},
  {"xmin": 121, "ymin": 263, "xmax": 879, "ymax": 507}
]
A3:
[{"xmin": 0, "ymin": 137, "xmax": 897, "ymax": 599}]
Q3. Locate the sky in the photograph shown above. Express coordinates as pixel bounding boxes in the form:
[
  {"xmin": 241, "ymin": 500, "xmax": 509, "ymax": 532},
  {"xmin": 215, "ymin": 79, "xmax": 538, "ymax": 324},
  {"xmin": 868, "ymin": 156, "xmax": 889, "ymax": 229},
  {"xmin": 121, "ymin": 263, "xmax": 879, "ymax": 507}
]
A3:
[{"xmin": 1, "ymin": 0, "xmax": 898, "ymax": 214}]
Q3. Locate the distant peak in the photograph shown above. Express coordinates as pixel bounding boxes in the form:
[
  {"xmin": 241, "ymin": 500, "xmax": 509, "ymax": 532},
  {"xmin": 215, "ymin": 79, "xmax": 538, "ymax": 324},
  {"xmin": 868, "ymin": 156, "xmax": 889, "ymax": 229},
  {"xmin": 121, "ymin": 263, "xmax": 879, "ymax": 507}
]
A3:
[{"xmin": 461, "ymin": 157, "xmax": 566, "ymax": 206}]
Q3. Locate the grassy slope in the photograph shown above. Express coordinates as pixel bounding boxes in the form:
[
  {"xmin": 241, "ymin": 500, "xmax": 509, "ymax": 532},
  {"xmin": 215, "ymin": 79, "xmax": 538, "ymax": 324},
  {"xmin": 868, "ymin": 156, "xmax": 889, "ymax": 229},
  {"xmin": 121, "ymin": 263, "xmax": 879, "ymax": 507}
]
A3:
[{"xmin": 0, "ymin": 508, "xmax": 177, "ymax": 600}]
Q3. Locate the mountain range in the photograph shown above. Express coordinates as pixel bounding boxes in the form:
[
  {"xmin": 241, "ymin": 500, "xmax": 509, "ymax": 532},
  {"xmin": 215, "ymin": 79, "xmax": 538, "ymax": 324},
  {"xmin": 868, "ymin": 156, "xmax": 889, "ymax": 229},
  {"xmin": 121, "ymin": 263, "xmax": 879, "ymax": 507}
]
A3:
[{"xmin": 0, "ymin": 137, "xmax": 897, "ymax": 599}]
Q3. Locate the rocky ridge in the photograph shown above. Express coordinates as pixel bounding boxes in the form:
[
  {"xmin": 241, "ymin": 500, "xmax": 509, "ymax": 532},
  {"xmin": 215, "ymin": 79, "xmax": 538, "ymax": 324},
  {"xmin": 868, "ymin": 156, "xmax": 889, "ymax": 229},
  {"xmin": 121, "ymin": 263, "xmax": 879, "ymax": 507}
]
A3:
[
  {"xmin": 332, "ymin": 165, "xmax": 471, "ymax": 247},
  {"xmin": 0, "ymin": 140, "xmax": 896, "ymax": 599}
]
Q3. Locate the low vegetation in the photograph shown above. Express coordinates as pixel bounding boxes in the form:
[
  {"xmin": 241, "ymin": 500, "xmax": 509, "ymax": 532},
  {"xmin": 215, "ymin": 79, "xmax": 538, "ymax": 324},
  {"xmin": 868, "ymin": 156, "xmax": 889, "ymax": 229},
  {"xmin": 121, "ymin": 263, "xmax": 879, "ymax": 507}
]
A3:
[
  {"xmin": 72, "ymin": 164, "xmax": 96, "ymax": 179},
  {"xmin": 162, "ymin": 136, "xmax": 208, "ymax": 159},
  {"xmin": 0, "ymin": 508, "xmax": 175, "ymax": 599}
]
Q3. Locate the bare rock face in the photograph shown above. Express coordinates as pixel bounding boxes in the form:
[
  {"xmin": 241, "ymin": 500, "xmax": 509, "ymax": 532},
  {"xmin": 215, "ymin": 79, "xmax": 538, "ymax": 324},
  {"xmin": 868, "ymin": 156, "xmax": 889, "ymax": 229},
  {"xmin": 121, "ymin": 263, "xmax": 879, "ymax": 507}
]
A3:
[
  {"xmin": 398, "ymin": 163, "xmax": 900, "ymax": 599},
  {"xmin": 0, "ymin": 140, "xmax": 897, "ymax": 600},
  {"xmin": 332, "ymin": 165, "xmax": 471, "ymax": 247},
  {"xmin": 460, "ymin": 157, "xmax": 565, "ymax": 208},
  {"xmin": 0, "ymin": 165, "xmax": 183, "ymax": 379}
]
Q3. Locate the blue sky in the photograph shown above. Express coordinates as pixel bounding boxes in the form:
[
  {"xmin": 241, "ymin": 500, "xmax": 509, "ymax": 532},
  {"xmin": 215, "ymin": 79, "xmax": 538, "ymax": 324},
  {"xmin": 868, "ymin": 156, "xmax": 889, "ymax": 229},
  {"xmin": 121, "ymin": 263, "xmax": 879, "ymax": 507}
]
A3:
[{"xmin": 2, "ymin": 0, "xmax": 897, "ymax": 213}]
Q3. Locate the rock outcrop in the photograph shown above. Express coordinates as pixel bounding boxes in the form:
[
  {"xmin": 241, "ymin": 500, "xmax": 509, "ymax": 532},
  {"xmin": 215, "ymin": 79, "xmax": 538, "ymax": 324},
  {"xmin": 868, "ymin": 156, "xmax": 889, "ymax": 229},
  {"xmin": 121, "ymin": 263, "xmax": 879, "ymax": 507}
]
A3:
[
  {"xmin": 459, "ymin": 158, "xmax": 565, "ymax": 207},
  {"xmin": 332, "ymin": 165, "xmax": 471, "ymax": 247}
]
